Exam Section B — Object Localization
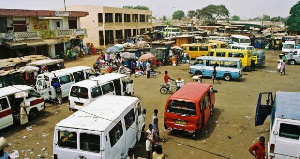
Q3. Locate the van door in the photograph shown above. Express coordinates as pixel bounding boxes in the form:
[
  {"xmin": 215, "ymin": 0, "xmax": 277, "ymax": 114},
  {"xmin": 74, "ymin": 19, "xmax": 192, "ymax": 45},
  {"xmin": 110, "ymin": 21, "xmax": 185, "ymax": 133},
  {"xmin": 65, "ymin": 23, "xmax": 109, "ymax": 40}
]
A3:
[
  {"xmin": 202, "ymin": 94, "xmax": 211, "ymax": 125},
  {"xmin": 108, "ymin": 121, "xmax": 126, "ymax": 159},
  {"xmin": 135, "ymin": 102, "xmax": 144, "ymax": 141},
  {"xmin": 273, "ymin": 121, "xmax": 300, "ymax": 158},
  {"xmin": 54, "ymin": 128, "xmax": 79, "ymax": 159},
  {"xmin": 0, "ymin": 97, "xmax": 13, "ymax": 130},
  {"xmin": 255, "ymin": 92, "xmax": 273, "ymax": 126},
  {"xmin": 36, "ymin": 78, "xmax": 50, "ymax": 100},
  {"xmin": 124, "ymin": 108, "xmax": 136, "ymax": 148},
  {"xmin": 78, "ymin": 131, "xmax": 102, "ymax": 158},
  {"xmin": 59, "ymin": 74, "xmax": 74, "ymax": 98}
]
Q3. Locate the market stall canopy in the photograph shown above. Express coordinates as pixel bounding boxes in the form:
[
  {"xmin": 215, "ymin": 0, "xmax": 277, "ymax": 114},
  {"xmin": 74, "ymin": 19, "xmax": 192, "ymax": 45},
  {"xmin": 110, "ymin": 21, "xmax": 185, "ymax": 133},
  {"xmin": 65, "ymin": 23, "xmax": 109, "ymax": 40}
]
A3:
[
  {"xmin": 105, "ymin": 46, "xmax": 121, "ymax": 54},
  {"xmin": 114, "ymin": 44, "xmax": 125, "ymax": 50},
  {"xmin": 138, "ymin": 53, "xmax": 155, "ymax": 62},
  {"xmin": 17, "ymin": 66, "xmax": 39, "ymax": 73},
  {"xmin": 120, "ymin": 52, "xmax": 135, "ymax": 59},
  {"xmin": 27, "ymin": 59, "xmax": 64, "ymax": 66}
]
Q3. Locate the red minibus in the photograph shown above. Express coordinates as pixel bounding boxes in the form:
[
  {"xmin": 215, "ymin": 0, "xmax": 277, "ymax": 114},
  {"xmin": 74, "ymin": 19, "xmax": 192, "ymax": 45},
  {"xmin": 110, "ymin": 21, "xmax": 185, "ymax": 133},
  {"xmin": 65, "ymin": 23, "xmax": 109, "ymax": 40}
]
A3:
[{"xmin": 164, "ymin": 82, "xmax": 217, "ymax": 136}]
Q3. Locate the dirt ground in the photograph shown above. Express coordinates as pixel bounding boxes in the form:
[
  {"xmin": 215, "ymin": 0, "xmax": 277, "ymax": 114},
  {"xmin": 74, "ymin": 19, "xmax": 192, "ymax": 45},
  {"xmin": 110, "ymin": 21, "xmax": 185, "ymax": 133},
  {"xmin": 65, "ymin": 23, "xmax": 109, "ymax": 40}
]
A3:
[{"xmin": 1, "ymin": 50, "xmax": 300, "ymax": 159}]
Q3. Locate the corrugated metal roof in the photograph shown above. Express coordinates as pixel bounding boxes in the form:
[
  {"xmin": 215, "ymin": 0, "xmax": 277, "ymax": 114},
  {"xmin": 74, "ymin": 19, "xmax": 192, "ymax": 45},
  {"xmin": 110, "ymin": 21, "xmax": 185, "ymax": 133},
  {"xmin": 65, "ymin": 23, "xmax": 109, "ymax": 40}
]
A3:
[
  {"xmin": 168, "ymin": 82, "xmax": 211, "ymax": 102},
  {"xmin": 56, "ymin": 95, "xmax": 139, "ymax": 131},
  {"xmin": 275, "ymin": 92, "xmax": 300, "ymax": 120}
]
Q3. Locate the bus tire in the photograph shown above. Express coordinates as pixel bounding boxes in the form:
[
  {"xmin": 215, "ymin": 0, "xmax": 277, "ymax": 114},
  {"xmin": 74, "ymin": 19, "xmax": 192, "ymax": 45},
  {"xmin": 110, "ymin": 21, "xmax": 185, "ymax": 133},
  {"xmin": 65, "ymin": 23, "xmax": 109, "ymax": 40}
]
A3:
[
  {"xmin": 29, "ymin": 108, "xmax": 39, "ymax": 120},
  {"xmin": 224, "ymin": 74, "xmax": 232, "ymax": 81},
  {"xmin": 195, "ymin": 71, "xmax": 202, "ymax": 75}
]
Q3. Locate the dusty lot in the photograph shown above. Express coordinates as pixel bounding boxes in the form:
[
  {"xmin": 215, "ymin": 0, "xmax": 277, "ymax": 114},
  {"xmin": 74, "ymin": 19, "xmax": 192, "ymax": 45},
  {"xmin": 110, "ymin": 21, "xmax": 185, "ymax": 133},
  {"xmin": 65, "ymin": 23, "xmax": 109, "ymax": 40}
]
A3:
[{"xmin": 1, "ymin": 50, "xmax": 299, "ymax": 159}]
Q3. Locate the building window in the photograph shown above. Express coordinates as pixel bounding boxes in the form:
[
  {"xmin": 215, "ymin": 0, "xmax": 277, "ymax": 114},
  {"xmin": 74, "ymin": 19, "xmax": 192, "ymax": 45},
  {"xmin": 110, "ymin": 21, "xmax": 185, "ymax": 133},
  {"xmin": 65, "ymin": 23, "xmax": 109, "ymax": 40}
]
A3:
[
  {"xmin": 105, "ymin": 13, "xmax": 113, "ymax": 23},
  {"xmin": 105, "ymin": 30, "xmax": 114, "ymax": 45},
  {"xmin": 13, "ymin": 20, "xmax": 27, "ymax": 32},
  {"xmin": 0, "ymin": 18, "xmax": 7, "ymax": 33},
  {"xmin": 98, "ymin": 13, "xmax": 103, "ymax": 23},
  {"xmin": 68, "ymin": 18, "xmax": 77, "ymax": 29},
  {"xmin": 140, "ymin": 14, "xmax": 145, "ymax": 22},
  {"xmin": 124, "ymin": 14, "xmax": 131, "ymax": 22},
  {"xmin": 99, "ymin": 31, "xmax": 104, "ymax": 45},
  {"xmin": 115, "ymin": 13, "xmax": 122, "ymax": 23},
  {"xmin": 133, "ymin": 29, "xmax": 137, "ymax": 36},
  {"xmin": 132, "ymin": 14, "xmax": 138, "ymax": 23},
  {"xmin": 140, "ymin": 28, "xmax": 146, "ymax": 34},
  {"xmin": 115, "ymin": 30, "xmax": 123, "ymax": 40},
  {"xmin": 147, "ymin": 15, "xmax": 152, "ymax": 23},
  {"xmin": 125, "ymin": 29, "xmax": 131, "ymax": 39}
]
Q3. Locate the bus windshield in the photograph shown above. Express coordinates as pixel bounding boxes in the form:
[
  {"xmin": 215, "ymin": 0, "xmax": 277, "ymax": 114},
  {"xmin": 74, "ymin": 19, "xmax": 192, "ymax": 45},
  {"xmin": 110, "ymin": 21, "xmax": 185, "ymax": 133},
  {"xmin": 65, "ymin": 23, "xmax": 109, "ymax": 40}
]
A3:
[{"xmin": 167, "ymin": 100, "xmax": 196, "ymax": 116}]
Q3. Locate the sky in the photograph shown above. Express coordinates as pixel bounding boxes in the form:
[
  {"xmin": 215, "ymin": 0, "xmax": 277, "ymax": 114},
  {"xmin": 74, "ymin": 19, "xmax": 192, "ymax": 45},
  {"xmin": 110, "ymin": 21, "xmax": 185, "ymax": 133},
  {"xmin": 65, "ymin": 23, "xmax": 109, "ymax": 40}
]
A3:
[{"xmin": 1, "ymin": 0, "xmax": 299, "ymax": 19}]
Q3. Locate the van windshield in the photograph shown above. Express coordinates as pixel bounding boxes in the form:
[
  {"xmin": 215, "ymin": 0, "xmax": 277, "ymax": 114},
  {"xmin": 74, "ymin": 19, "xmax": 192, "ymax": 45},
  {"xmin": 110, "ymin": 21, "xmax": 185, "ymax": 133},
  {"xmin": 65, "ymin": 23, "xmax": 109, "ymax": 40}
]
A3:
[
  {"xmin": 167, "ymin": 100, "xmax": 196, "ymax": 116},
  {"xmin": 27, "ymin": 89, "xmax": 41, "ymax": 98},
  {"xmin": 70, "ymin": 86, "xmax": 89, "ymax": 99}
]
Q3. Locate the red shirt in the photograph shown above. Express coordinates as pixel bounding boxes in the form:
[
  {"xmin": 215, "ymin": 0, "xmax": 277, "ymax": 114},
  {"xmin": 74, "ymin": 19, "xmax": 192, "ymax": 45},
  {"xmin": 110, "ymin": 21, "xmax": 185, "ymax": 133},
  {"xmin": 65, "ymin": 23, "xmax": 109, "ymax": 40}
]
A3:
[
  {"xmin": 249, "ymin": 142, "xmax": 265, "ymax": 159},
  {"xmin": 164, "ymin": 74, "xmax": 169, "ymax": 83}
]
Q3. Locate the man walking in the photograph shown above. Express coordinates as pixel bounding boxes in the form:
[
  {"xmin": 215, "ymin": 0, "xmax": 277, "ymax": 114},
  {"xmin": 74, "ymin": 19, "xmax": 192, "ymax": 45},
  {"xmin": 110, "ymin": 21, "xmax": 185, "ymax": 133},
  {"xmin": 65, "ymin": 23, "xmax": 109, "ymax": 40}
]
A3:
[
  {"xmin": 249, "ymin": 136, "xmax": 266, "ymax": 159},
  {"xmin": 151, "ymin": 109, "xmax": 159, "ymax": 140},
  {"xmin": 146, "ymin": 124, "xmax": 155, "ymax": 159}
]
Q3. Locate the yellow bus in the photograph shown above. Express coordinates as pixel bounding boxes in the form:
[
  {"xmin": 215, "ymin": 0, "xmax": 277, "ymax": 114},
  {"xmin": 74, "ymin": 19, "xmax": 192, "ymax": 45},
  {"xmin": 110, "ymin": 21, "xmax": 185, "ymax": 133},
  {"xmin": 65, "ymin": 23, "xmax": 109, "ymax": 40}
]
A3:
[
  {"xmin": 207, "ymin": 49, "xmax": 252, "ymax": 69},
  {"xmin": 181, "ymin": 43, "xmax": 213, "ymax": 59},
  {"xmin": 208, "ymin": 40, "xmax": 228, "ymax": 49}
]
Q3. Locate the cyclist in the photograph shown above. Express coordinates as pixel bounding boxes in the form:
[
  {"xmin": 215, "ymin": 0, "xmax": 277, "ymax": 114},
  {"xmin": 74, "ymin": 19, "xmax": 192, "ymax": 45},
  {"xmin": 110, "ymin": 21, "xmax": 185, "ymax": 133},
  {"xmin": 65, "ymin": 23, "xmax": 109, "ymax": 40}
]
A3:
[{"xmin": 164, "ymin": 71, "xmax": 173, "ymax": 92}]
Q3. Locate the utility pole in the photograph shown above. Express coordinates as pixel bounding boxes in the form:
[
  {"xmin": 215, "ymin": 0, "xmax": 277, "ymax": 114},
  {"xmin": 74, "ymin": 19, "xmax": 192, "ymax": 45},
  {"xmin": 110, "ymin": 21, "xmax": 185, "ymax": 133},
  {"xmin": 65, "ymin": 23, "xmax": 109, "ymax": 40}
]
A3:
[{"xmin": 64, "ymin": 0, "xmax": 66, "ymax": 11}]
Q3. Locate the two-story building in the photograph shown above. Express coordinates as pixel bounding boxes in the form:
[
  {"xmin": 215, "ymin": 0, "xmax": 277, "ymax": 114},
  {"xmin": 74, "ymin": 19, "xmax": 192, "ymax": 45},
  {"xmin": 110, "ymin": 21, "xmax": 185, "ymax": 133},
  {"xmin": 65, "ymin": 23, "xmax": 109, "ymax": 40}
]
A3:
[
  {"xmin": 66, "ymin": 5, "xmax": 152, "ymax": 48},
  {"xmin": 0, "ymin": 8, "xmax": 88, "ymax": 59}
]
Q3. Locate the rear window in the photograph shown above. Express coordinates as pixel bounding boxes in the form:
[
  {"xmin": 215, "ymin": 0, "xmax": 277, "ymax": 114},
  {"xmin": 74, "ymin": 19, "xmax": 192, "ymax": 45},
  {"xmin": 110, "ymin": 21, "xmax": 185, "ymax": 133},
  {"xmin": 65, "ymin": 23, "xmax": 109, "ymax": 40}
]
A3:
[
  {"xmin": 279, "ymin": 123, "xmax": 300, "ymax": 140},
  {"xmin": 166, "ymin": 100, "xmax": 196, "ymax": 116},
  {"xmin": 58, "ymin": 130, "xmax": 77, "ymax": 149},
  {"xmin": 70, "ymin": 86, "xmax": 89, "ymax": 99},
  {"xmin": 80, "ymin": 133, "xmax": 100, "ymax": 153}
]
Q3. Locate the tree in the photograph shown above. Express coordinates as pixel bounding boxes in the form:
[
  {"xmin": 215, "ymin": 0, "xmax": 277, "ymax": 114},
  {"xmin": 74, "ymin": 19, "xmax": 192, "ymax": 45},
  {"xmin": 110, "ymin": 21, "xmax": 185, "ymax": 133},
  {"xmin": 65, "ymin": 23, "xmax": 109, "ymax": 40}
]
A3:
[
  {"xmin": 270, "ymin": 16, "xmax": 284, "ymax": 22},
  {"xmin": 231, "ymin": 15, "xmax": 240, "ymax": 21},
  {"xmin": 262, "ymin": 14, "xmax": 271, "ymax": 21},
  {"xmin": 123, "ymin": 5, "xmax": 149, "ymax": 10},
  {"xmin": 286, "ymin": 1, "xmax": 300, "ymax": 33},
  {"xmin": 187, "ymin": 10, "xmax": 196, "ymax": 19},
  {"xmin": 172, "ymin": 10, "xmax": 185, "ymax": 20},
  {"xmin": 196, "ymin": 4, "xmax": 229, "ymax": 25}
]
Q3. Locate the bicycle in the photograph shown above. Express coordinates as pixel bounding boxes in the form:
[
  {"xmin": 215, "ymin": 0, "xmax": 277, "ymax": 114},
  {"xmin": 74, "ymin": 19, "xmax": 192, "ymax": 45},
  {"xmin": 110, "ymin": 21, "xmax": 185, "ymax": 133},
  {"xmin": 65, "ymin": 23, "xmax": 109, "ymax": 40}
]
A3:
[{"xmin": 159, "ymin": 80, "xmax": 177, "ymax": 94}]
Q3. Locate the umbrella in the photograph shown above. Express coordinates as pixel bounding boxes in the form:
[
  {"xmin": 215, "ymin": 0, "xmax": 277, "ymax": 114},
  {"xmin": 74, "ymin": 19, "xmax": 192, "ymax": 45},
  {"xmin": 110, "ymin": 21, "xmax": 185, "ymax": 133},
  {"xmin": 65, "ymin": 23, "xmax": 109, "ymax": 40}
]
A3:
[
  {"xmin": 114, "ymin": 44, "xmax": 124, "ymax": 50},
  {"xmin": 121, "ymin": 52, "xmax": 135, "ymax": 59},
  {"xmin": 105, "ymin": 46, "xmax": 121, "ymax": 54},
  {"xmin": 138, "ymin": 53, "xmax": 155, "ymax": 62},
  {"xmin": 170, "ymin": 46, "xmax": 183, "ymax": 50}
]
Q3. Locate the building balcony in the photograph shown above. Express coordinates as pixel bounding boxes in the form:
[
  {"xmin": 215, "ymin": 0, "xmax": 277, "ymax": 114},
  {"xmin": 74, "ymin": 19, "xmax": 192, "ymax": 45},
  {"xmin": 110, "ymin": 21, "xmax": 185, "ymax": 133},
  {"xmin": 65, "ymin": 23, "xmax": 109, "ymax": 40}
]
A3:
[
  {"xmin": 54, "ymin": 29, "xmax": 87, "ymax": 37},
  {"xmin": 14, "ymin": 31, "xmax": 42, "ymax": 39}
]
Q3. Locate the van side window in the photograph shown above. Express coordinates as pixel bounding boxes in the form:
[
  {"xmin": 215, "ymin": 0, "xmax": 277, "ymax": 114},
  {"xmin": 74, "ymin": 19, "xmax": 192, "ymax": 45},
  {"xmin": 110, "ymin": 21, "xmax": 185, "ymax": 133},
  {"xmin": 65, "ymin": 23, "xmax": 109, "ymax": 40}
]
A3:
[
  {"xmin": 60, "ymin": 75, "xmax": 71, "ymax": 84},
  {"xmin": 189, "ymin": 46, "xmax": 198, "ymax": 51},
  {"xmin": 136, "ymin": 102, "xmax": 141, "ymax": 115},
  {"xmin": 207, "ymin": 52, "xmax": 214, "ymax": 56},
  {"xmin": 91, "ymin": 86, "xmax": 102, "ymax": 98},
  {"xmin": 58, "ymin": 130, "xmax": 77, "ymax": 149},
  {"xmin": 202, "ymin": 95, "xmax": 209, "ymax": 109},
  {"xmin": 216, "ymin": 52, "xmax": 225, "ymax": 57},
  {"xmin": 80, "ymin": 133, "xmax": 100, "ymax": 153},
  {"xmin": 198, "ymin": 101, "xmax": 203, "ymax": 112},
  {"xmin": 51, "ymin": 77, "xmax": 59, "ymax": 86},
  {"xmin": 124, "ymin": 108, "xmax": 135, "ymax": 130},
  {"xmin": 0, "ymin": 97, "xmax": 9, "ymax": 111},
  {"xmin": 102, "ymin": 82, "xmax": 114, "ymax": 94},
  {"xmin": 109, "ymin": 121, "xmax": 124, "ymax": 147},
  {"xmin": 279, "ymin": 123, "xmax": 300, "ymax": 140},
  {"xmin": 74, "ymin": 71, "xmax": 85, "ymax": 82},
  {"xmin": 200, "ymin": 46, "xmax": 208, "ymax": 51}
]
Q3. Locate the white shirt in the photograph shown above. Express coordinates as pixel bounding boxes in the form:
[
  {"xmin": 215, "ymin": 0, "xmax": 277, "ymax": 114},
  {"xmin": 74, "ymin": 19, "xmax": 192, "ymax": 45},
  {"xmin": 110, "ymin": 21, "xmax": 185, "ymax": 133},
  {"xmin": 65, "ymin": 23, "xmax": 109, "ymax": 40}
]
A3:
[
  {"xmin": 146, "ymin": 129, "xmax": 154, "ymax": 141},
  {"xmin": 146, "ymin": 62, "xmax": 151, "ymax": 71},
  {"xmin": 176, "ymin": 79, "xmax": 184, "ymax": 88}
]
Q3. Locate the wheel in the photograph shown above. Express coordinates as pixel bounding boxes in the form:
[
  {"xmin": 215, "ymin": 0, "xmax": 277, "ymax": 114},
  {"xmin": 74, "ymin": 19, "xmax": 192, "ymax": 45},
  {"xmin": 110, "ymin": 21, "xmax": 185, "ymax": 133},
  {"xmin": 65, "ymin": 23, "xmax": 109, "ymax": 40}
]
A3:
[
  {"xmin": 29, "ymin": 108, "xmax": 39, "ymax": 120},
  {"xmin": 57, "ymin": 93, "xmax": 63, "ymax": 105},
  {"xmin": 224, "ymin": 74, "xmax": 232, "ymax": 81},
  {"xmin": 289, "ymin": 60, "xmax": 296, "ymax": 65},
  {"xmin": 195, "ymin": 71, "xmax": 202, "ymax": 75},
  {"xmin": 160, "ymin": 87, "xmax": 168, "ymax": 94}
]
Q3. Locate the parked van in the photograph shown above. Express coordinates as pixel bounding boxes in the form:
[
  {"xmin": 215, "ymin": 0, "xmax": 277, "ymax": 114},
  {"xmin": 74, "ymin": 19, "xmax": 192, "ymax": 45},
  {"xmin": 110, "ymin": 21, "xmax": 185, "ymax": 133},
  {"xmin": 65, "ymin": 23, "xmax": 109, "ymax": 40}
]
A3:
[
  {"xmin": 207, "ymin": 49, "xmax": 252, "ymax": 69},
  {"xmin": 69, "ymin": 73, "xmax": 134, "ymax": 111},
  {"xmin": 53, "ymin": 95, "xmax": 145, "ymax": 159},
  {"xmin": 164, "ymin": 83, "xmax": 217, "ymax": 136},
  {"xmin": 35, "ymin": 66, "xmax": 97, "ymax": 102},
  {"xmin": 230, "ymin": 35, "xmax": 251, "ymax": 46},
  {"xmin": 227, "ymin": 44, "xmax": 255, "ymax": 51},
  {"xmin": 189, "ymin": 56, "xmax": 242, "ymax": 81},
  {"xmin": 255, "ymin": 91, "xmax": 300, "ymax": 159},
  {"xmin": 0, "ymin": 85, "xmax": 45, "ymax": 130},
  {"xmin": 208, "ymin": 40, "xmax": 228, "ymax": 49},
  {"xmin": 181, "ymin": 43, "xmax": 213, "ymax": 59}
]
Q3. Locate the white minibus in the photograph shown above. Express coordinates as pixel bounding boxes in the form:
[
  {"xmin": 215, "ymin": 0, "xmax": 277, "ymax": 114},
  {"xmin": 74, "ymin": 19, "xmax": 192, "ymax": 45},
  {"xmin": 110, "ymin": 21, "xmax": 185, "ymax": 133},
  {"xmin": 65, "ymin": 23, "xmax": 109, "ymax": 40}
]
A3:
[
  {"xmin": 35, "ymin": 66, "xmax": 97, "ymax": 103},
  {"xmin": 230, "ymin": 35, "xmax": 251, "ymax": 46},
  {"xmin": 69, "ymin": 73, "xmax": 134, "ymax": 111},
  {"xmin": 53, "ymin": 95, "xmax": 145, "ymax": 159}
]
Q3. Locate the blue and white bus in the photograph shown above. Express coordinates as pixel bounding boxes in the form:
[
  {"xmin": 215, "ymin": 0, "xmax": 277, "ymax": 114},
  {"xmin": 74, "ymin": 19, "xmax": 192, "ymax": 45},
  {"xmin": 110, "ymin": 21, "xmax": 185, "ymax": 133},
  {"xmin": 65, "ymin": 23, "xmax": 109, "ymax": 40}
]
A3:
[{"xmin": 189, "ymin": 56, "xmax": 243, "ymax": 81}]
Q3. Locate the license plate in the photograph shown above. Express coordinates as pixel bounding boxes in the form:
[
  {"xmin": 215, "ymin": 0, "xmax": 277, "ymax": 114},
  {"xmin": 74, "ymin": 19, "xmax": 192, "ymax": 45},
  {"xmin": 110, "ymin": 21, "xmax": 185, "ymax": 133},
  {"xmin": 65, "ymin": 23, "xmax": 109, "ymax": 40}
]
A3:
[
  {"xmin": 175, "ymin": 120, "xmax": 186, "ymax": 125},
  {"xmin": 75, "ymin": 102, "xmax": 84, "ymax": 106}
]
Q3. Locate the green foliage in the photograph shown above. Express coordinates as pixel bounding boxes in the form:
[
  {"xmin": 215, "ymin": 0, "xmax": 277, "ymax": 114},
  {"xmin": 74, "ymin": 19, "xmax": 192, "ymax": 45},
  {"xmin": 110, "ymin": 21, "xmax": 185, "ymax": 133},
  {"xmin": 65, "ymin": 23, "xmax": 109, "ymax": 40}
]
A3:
[
  {"xmin": 231, "ymin": 15, "xmax": 240, "ymax": 21},
  {"xmin": 161, "ymin": 16, "xmax": 172, "ymax": 26},
  {"xmin": 172, "ymin": 10, "xmax": 185, "ymax": 20},
  {"xmin": 123, "ymin": 5, "xmax": 149, "ymax": 10},
  {"xmin": 196, "ymin": 4, "xmax": 229, "ymax": 25},
  {"xmin": 187, "ymin": 10, "xmax": 196, "ymax": 19},
  {"xmin": 286, "ymin": 1, "xmax": 300, "ymax": 32},
  {"xmin": 270, "ymin": 16, "xmax": 285, "ymax": 22},
  {"xmin": 262, "ymin": 14, "xmax": 271, "ymax": 21}
]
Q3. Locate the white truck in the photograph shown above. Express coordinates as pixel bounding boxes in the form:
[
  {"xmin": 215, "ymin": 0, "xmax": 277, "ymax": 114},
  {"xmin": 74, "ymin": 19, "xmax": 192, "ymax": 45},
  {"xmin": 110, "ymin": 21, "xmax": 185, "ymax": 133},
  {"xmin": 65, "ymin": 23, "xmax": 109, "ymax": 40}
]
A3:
[
  {"xmin": 282, "ymin": 41, "xmax": 296, "ymax": 53},
  {"xmin": 255, "ymin": 91, "xmax": 300, "ymax": 159}
]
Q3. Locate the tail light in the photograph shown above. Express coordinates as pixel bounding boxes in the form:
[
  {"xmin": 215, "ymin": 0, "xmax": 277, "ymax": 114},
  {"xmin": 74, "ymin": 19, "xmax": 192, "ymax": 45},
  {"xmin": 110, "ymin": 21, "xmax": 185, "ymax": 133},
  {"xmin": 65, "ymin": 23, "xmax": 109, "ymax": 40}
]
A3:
[
  {"xmin": 54, "ymin": 154, "xmax": 58, "ymax": 159},
  {"xmin": 270, "ymin": 143, "xmax": 275, "ymax": 153}
]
